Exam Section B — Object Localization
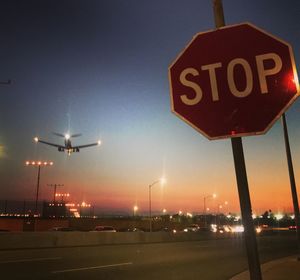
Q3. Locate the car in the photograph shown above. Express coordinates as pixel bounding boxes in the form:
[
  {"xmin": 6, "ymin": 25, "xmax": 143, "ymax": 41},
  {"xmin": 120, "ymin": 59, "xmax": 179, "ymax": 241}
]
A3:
[
  {"xmin": 289, "ymin": 225, "xmax": 298, "ymax": 231},
  {"xmin": 48, "ymin": 227, "xmax": 76, "ymax": 231},
  {"xmin": 92, "ymin": 226, "xmax": 116, "ymax": 232},
  {"xmin": 127, "ymin": 227, "xmax": 144, "ymax": 232},
  {"xmin": 183, "ymin": 224, "xmax": 200, "ymax": 232}
]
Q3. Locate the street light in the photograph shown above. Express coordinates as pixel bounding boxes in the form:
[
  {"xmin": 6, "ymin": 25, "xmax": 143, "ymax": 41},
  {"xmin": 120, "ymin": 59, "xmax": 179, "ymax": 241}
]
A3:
[
  {"xmin": 133, "ymin": 205, "xmax": 138, "ymax": 217},
  {"xmin": 149, "ymin": 177, "xmax": 166, "ymax": 232},
  {"xmin": 48, "ymin": 184, "xmax": 64, "ymax": 203},
  {"xmin": 203, "ymin": 193, "xmax": 216, "ymax": 228},
  {"xmin": 55, "ymin": 193, "xmax": 70, "ymax": 202},
  {"xmin": 25, "ymin": 160, "xmax": 53, "ymax": 215}
]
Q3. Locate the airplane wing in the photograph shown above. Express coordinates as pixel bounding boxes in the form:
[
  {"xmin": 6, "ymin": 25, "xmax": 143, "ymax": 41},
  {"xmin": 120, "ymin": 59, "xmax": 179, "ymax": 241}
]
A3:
[
  {"xmin": 36, "ymin": 138, "xmax": 65, "ymax": 149},
  {"xmin": 73, "ymin": 142, "xmax": 101, "ymax": 149}
]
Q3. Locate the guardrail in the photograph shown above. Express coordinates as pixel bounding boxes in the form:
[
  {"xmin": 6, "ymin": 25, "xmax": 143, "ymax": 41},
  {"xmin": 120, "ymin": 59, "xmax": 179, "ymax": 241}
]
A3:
[{"xmin": 0, "ymin": 231, "xmax": 225, "ymax": 250}]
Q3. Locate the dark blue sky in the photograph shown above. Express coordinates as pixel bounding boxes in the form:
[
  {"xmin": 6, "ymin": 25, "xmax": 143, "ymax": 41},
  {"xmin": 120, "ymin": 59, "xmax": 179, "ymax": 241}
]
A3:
[{"xmin": 1, "ymin": 0, "xmax": 300, "ymax": 214}]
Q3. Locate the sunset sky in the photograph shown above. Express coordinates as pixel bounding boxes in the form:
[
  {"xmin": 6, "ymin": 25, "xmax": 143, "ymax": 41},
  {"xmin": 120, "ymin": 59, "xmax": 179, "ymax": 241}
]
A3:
[{"xmin": 1, "ymin": 0, "xmax": 300, "ymax": 215}]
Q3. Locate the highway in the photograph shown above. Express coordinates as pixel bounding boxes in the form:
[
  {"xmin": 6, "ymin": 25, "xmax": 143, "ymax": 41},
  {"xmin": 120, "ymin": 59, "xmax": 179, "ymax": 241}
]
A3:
[{"xmin": 0, "ymin": 234, "xmax": 297, "ymax": 280}]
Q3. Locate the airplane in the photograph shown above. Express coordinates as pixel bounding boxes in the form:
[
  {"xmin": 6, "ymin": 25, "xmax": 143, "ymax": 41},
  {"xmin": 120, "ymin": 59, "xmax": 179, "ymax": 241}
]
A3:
[{"xmin": 34, "ymin": 132, "xmax": 101, "ymax": 155}]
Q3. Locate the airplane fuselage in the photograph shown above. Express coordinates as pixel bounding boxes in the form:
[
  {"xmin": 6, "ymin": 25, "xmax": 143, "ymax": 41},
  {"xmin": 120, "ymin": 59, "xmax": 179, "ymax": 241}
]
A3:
[{"xmin": 60, "ymin": 139, "xmax": 80, "ymax": 154}]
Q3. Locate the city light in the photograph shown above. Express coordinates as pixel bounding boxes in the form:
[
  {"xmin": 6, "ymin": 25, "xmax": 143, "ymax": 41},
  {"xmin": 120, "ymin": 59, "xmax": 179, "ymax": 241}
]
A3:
[
  {"xmin": 79, "ymin": 202, "xmax": 91, "ymax": 208},
  {"xmin": 26, "ymin": 160, "xmax": 53, "ymax": 166},
  {"xmin": 275, "ymin": 213, "xmax": 284, "ymax": 220},
  {"xmin": 148, "ymin": 177, "xmax": 167, "ymax": 232},
  {"xmin": 133, "ymin": 205, "xmax": 138, "ymax": 216},
  {"xmin": 55, "ymin": 193, "xmax": 70, "ymax": 197}
]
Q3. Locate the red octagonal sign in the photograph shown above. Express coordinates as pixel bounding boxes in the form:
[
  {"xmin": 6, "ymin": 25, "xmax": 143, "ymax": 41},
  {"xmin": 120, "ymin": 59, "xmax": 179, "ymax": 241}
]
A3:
[{"xmin": 169, "ymin": 23, "xmax": 299, "ymax": 140}]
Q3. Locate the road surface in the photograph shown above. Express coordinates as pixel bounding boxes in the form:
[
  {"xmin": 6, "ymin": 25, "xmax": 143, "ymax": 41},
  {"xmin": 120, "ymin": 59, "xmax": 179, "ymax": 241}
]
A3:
[{"xmin": 0, "ymin": 234, "xmax": 297, "ymax": 280}]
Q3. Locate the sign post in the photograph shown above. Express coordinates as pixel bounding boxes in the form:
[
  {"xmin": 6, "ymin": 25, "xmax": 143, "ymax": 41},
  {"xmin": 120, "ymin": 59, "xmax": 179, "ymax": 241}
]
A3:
[
  {"xmin": 214, "ymin": 1, "xmax": 261, "ymax": 278},
  {"xmin": 231, "ymin": 137, "xmax": 262, "ymax": 279}
]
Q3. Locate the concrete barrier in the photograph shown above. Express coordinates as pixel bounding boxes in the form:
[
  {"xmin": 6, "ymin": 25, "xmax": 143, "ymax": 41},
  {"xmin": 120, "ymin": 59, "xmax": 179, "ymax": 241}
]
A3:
[{"xmin": 0, "ymin": 231, "xmax": 221, "ymax": 250}]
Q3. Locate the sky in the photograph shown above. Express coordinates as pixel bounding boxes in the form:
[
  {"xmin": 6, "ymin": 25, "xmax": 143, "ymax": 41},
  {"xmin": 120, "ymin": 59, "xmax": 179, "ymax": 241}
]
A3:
[{"xmin": 0, "ymin": 0, "xmax": 300, "ymax": 215}]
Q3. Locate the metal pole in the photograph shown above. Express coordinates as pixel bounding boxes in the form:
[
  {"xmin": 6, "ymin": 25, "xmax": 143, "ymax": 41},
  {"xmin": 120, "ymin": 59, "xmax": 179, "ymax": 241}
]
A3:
[
  {"xmin": 54, "ymin": 184, "xmax": 57, "ymax": 203},
  {"xmin": 212, "ymin": 1, "xmax": 262, "ymax": 279},
  {"xmin": 48, "ymin": 184, "xmax": 63, "ymax": 203},
  {"xmin": 34, "ymin": 165, "xmax": 41, "ymax": 215},
  {"xmin": 204, "ymin": 197, "xmax": 206, "ymax": 228},
  {"xmin": 149, "ymin": 185, "xmax": 152, "ymax": 232},
  {"xmin": 4, "ymin": 200, "xmax": 7, "ymax": 214},
  {"xmin": 23, "ymin": 200, "xmax": 26, "ymax": 216},
  {"xmin": 281, "ymin": 113, "xmax": 300, "ymax": 259},
  {"xmin": 231, "ymin": 138, "xmax": 262, "ymax": 279}
]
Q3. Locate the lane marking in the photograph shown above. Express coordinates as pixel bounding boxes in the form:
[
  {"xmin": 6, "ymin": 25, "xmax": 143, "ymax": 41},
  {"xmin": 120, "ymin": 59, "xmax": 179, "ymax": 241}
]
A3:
[
  {"xmin": 52, "ymin": 262, "xmax": 133, "ymax": 274},
  {"xmin": 0, "ymin": 257, "xmax": 61, "ymax": 264}
]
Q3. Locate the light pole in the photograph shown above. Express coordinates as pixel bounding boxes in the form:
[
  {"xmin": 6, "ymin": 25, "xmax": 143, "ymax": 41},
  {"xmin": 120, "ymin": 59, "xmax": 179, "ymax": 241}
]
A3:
[
  {"xmin": 25, "ymin": 161, "xmax": 53, "ymax": 215},
  {"xmin": 203, "ymin": 193, "xmax": 216, "ymax": 228},
  {"xmin": 56, "ymin": 193, "xmax": 70, "ymax": 202},
  {"xmin": 149, "ymin": 178, "xmax": 166, "ymax": 232},
  {"xmin": 48, "ymin": 184, "xmax": 64, "ymax": 218},
  {"xmin": 48, "ymin": 184, "xmax": 64, "ymax": 203}
]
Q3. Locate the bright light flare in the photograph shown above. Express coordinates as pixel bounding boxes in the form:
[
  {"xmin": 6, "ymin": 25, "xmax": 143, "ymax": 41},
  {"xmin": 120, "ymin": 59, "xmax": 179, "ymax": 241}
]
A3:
[
  {"xmin": 65, "ymin": 134, "xmax": 70, "ymax": 140},
  {"xmin": 34, "ymin": 137, "xmax": 39, "ymax": 142},
  {"xmin": 97, "ymin": 140, "xmax": 101, "ymax": 146},
  {"xmin": 160, "ymin": 177, "xmax": 166, "ymax": 185},
  {"xmin": 25, "ymin": 160, "xmax": 53, "ymax": 166},
  {"xmin": 256, "ymin": 227, "xmax": 262, "ymax": 234},
  {"xmin": 231, "ymin": 225, "xmax": 244, "ymax": 233},
  {"xmin": 275, "ymin": 213, "xmax": 283, "ymax": 220}
]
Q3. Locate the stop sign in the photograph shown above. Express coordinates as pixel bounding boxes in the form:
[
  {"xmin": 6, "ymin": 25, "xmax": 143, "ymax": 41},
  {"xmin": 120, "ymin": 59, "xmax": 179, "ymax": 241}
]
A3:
[{"xmin": 169, "ymin": 23, "xmax": 299, "ymax": 140}]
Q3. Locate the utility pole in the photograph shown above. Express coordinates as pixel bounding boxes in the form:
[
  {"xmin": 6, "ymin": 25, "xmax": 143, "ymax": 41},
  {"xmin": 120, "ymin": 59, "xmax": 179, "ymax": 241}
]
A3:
[{"xmin": 47, "ymin": 184, "xmax": 64, "ymax": 203}]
